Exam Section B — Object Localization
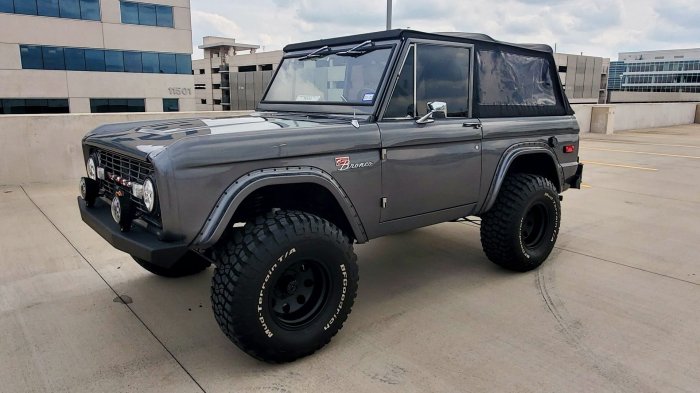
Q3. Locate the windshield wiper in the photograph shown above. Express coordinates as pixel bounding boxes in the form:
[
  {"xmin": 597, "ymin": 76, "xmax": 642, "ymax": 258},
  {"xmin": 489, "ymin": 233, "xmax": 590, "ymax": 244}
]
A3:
[
  {"xmin": 299, "ymin": 46, "xmax": 332, "ymax": 61},
  {"xmin": 337, "ymin": 40, "xmax": 375, "ymax": 57}
]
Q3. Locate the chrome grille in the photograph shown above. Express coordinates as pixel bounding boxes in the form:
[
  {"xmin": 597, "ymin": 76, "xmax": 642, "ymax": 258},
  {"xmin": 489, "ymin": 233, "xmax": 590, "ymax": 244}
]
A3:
[{"xmin": 94, "ymin": 149, "xmax": 161, "ymax": 226}]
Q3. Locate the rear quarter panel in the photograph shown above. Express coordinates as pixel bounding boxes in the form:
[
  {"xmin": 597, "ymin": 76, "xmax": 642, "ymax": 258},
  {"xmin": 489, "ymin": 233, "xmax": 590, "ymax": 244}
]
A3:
[{"xmin": 477, "ymin": 115, "xmax": 580, "ymax": 212}]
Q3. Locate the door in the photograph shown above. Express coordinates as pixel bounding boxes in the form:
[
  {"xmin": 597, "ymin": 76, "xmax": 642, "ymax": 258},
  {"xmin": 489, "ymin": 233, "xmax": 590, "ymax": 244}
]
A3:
[{"xmin": 378, "ymin": 41, "xmax": 482, "ymax": 222}]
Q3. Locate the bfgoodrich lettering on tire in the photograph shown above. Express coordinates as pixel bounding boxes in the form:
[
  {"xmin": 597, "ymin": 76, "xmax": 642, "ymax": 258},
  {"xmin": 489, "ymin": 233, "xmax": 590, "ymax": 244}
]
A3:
[
  {"xmin": 480, "ymin": 173, "xmax": 561, "ymax": 272},
  {"xmin": 210, "ymin": 210, "xmax": 359, "ymax": 363}
]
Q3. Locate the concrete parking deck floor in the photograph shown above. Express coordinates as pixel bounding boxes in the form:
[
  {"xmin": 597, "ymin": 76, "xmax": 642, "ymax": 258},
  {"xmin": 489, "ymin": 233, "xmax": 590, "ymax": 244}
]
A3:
[{"xmin": 2, "ymin": 124, "xmax": 699, "ymax": 392}]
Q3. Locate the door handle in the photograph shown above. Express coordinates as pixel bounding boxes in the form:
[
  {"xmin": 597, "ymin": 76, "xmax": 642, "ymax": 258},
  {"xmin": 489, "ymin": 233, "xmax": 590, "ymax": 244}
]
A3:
[{"xmin": 463, "ymin": 120, "xmax": 482, "ymax": 129}]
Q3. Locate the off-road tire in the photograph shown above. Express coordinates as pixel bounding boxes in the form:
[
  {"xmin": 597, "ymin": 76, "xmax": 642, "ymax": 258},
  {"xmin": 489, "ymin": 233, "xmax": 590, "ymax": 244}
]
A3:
[
  {"xmin": 481, "ymin": 174, "xmax": 560, "ymax": 272},
  {"xmin": 210, "ymin": 210, "xmax": 359, "ymax": 363},
  {"xmin": 132, "ymin": 251, "xmax": 211, "ymax": 278}
]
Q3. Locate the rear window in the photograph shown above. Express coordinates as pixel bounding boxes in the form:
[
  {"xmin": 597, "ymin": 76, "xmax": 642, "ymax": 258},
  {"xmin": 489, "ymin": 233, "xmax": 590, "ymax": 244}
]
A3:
[{"xmin": 475, "ymin": 49, "xmax": 565, "ymax": 118}]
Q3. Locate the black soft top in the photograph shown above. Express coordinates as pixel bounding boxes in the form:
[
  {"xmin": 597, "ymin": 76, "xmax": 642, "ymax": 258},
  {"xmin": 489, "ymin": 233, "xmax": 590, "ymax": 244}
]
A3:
[{"xmin": 283, "ymin": 29, "xmax": 554, "ymax": 54}]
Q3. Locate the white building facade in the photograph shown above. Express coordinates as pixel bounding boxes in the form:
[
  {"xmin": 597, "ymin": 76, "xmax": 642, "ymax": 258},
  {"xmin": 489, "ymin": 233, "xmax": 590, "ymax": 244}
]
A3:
[
  {"xmin": 608, "ymin": 48, "xmax": 700, "ymax": 103},
  {"xmin": 0, "ymin": 0, "xmax": 194, "ymax": 114},
  {"xmin": 193, "ymin": 36, "xmax": 282, "ymax": 111}
]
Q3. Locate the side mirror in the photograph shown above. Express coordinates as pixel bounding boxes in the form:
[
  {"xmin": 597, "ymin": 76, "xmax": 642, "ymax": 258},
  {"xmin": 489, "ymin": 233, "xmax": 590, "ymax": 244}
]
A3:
[
  {"xmin": 416, "ymin": 101, "xmax": 447, "ymax": 125},
  {"xmin": 429, "ymin": 101, "xmax": 447, "ymax": 117}
]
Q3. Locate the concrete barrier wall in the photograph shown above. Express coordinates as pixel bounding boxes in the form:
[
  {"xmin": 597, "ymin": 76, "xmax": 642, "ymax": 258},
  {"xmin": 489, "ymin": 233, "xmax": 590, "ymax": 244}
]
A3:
[
  {"xmin": 0, "ymin": 111, "xmax": 250, "ymax": 185},
  {"xmin": 570, "ymin": 104, "xmax": 592, "ymax": 133},
  {"xmin": 2, "ymin": 104, "xmax": 700, "ymax": 185},
  {"xmin": 572, "ymin": 103, "xmax": 700, "ymax": 134},
  {"xmin": 613, "ymin": 103, "xmax": 699, "ymax": 132}
]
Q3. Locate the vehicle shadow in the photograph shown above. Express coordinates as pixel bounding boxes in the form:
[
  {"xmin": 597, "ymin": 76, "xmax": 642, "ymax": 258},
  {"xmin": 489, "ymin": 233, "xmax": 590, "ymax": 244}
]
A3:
[{"xmin": 120, "ymin": 222, "xmax": 518, "ymax": 386}]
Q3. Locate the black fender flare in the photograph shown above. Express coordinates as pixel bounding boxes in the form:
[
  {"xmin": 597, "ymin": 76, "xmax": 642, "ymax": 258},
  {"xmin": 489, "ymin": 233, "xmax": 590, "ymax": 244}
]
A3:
[
  {"xmin": 480, "ymin": 143, "xmax": 563, "ymax": 213},
  {"xmin": 193, "ymin": 166, "xmax": 368, "ymax": 248}
]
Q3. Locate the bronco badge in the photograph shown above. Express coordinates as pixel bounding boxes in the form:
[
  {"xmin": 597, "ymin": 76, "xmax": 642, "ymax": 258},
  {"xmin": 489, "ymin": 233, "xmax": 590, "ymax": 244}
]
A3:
[{"xmin": 335, "ymin": 156, "xmax": 374, "ymax": 171}]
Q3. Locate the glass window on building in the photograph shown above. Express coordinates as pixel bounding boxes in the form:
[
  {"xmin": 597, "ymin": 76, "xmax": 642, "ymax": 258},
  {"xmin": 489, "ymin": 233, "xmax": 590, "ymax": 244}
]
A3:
[
  {"xmin": 42, "ymin": 46, "xmax": 65, "ymax": 70},
  {"xmin": 2, "ymin": 0, "xmax": 100, "ymax": 20},
  {"xmin": 20, "ymin": 44, "xmax": 188, "ymax": 75},
  {"xmin": 1, "ymin": 98, "xmax": 69, "ymax": 114},
  {"xmin": 120, "ymin": 1, "xmax": 173, "ymax": 27},
  {"xmin": 59, "ymin": 0, "xmax": 81, "ymax": 18},
  {"xmin": 137, "ymin": 3, "xmax": 156, "ymax": 25},
  {"xmin": 37, "ymin": 0, "xmax": 60, "ymax": 17},
  {"xmin": 105, "ymin": 50, "xmax": 124, "ymax": 72},
  {"xmin": 90, "ymin": 98, "xmax": 145, "ymax": 113},
  {"xmin": 155, "ymin": 5, "xmax": 173, "ymax": 27},
  {"xmin": 89, "ymin": 99, "xmax": 108, "ymax": 113},
  {"xmin": 20, "ymin": 45, "xmax": 44, "ymax": 69},
  {"xmin": 163, "ymin": 98, "xmax": 179, "ymax": 112},
  {"xmin": 64, "ymin": 48, "xmax": 86, "ymax": 71},
  {"xmin": 176, "ymin": 54, "xmax": 192, "ymax": 75},
  {"xmin": 80, "ymin": 0, "xmax": 100, "ymax": 20},
  {"xmin": 123, "ymin": 51, "xmax": 142, "ymax": 72},
  {"xmin": 85, "ymin": 49, "xmax": 105, "ymax": 71},
  {"xmin": 127, "ymin": 99, "xmax": 145, "ymax": 112},
  {"xmin": 14, "ymin": 0, "xmax": 37, "ymax": 15},
  {"xmin": 120, "ymin": 0, "xmax": 138, "ymax": 23},
  {"xmin": 158, "ymin": 53, "xmax": 176, "ymax": 73},
  {"xmin": 1, "ymin": 99, "xmax": 24, "ymax": 114},
  {"xmin": 141, "ymin": 52, "xmax": 159, "ymax": 73},
  {"xmin": 0, "ymin": 0, "xmax": 14, "ymax": 13}
]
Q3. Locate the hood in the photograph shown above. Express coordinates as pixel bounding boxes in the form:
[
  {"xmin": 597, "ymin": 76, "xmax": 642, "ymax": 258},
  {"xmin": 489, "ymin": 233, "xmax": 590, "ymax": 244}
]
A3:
[{"xmin": 83, "ymin": 114, "xmax": 340, "ymax": 160}]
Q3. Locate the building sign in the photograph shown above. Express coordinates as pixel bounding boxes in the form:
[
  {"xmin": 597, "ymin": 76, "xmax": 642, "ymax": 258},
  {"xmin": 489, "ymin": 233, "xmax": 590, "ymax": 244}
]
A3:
[{"xmin": 168, "ymin": 87, "xmax": 192, "ymax": 96}]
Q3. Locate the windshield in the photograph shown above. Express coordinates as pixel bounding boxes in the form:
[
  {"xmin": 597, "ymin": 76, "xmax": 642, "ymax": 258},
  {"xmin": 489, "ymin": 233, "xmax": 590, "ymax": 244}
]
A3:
[{"xmin": 263, "ymin": 47, "xmax": 392, "ymax": 105}]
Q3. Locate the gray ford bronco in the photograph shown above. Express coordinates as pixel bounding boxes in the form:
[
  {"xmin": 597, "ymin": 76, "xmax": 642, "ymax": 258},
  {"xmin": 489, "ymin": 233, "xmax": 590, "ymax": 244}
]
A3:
[{"xmin": 78, "ymin": 30, "xmax": 583, "ymax": 363}]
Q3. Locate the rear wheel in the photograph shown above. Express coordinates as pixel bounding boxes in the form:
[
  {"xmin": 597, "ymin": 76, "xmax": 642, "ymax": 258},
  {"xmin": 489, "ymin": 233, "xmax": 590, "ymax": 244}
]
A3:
[
  {"xmin": 480, "ymin": 174, "xmax": 560, "ymax": 272},
  {"xmin": 132, "ymin": 251, "xmax": 211, "ymax": 278},
  {"xmin": 210, "ymin": 210, "xmax": 358, "ymax": 363}
]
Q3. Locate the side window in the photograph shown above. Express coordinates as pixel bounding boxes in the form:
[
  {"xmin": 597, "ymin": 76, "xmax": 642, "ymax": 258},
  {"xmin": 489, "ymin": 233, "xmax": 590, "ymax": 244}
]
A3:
[
  {"xmin": 384, "ymin": 46, "xmax": 415, "ymax": 118},
  {"xmin": 416, "ymin": 45, "xmax": 470, "ymax": 117},
  {"xmin": 475, "ymin": 49, "xmax": 564, "ymax": 118},
  {"xmin": 385, "ymin": 44, "xmax": 470, "ymax": 119}
]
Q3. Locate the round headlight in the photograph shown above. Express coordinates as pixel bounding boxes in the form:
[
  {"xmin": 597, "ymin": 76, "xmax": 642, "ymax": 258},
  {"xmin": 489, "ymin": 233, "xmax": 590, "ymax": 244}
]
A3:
[
  {"xmin": 86, "ymin": 157, "xmax": 97, "ymax": 180},
  {"xmin": 143, "ymin": 179, "xmax": 156, "ymax": 212}
]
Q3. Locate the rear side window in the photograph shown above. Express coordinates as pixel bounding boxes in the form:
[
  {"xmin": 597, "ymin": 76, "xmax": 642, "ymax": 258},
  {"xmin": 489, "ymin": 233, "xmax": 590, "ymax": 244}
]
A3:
[{"xmin": 476, "ymin": 49, "xmax": 564, "ymax": 118}]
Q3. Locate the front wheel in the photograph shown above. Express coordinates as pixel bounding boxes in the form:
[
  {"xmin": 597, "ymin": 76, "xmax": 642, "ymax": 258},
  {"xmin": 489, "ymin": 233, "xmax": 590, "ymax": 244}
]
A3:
[
  {"xmin": 210, "ymin": 210, "xmax": 359, "ymax": 363},
  {"xmin": 480, "ymin": 173, "xmax": 561, "ymax": 272}
]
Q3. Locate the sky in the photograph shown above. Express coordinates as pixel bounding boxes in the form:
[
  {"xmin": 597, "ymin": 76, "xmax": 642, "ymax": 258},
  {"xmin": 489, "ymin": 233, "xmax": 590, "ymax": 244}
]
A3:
[{"xmin": 190, "ymin": 0, "xmax": 700, "ymax": 60}]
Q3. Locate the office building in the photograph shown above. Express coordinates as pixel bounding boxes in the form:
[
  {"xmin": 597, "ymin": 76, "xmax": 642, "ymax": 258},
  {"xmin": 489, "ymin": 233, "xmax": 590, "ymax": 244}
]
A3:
[
  {"xmin": 553, "ymin": 53, "xmax": 610, "ymax": 104},
  {"xmin": 608, "ymin": 48, "xmax": 700, "ymax": 103},
  {"xmin": 193, "ymin": 41, "xmax": 610, "ymax": 110},
  {"xmin": 0, "ymin": 0, "xmax": 194, "ymax": 114},
  {"xmin": 193, "ymin": 36, "xmax": 282, "ymax": 111}
]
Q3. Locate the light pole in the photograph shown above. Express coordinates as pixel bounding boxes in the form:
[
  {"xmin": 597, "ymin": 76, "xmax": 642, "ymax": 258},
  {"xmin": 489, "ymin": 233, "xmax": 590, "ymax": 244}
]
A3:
[{"xmin": 386, "ymin": 0, "xmax": 392, "ymax": 30}]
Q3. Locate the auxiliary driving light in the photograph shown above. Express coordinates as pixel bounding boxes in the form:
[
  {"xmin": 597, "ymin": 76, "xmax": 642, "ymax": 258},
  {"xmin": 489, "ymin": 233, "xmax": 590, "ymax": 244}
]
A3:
[
  {"xmin": 79, "ymin": 177, "xmax": 99, "ymax": 207},
  {"xmin": 111, "ymin": 193, "xmax": 134, "ymax": 232},
  {"xmin": 86, "ymin": 156, "xmax": 97, "ymax": 180}
]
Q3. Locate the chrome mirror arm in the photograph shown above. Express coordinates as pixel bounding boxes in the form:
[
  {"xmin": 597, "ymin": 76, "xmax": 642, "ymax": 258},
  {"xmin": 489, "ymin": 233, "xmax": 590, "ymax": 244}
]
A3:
[
  {"xmin": 415, "ymin": 111, "xmax": 436, "ymax": 125},
  {"xmin": 415, "ymin": 101, "xmax": 447, "ymax": 125}
]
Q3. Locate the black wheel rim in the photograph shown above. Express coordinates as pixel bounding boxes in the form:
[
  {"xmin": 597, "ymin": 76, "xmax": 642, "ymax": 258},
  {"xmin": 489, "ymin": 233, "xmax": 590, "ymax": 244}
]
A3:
[
  {"xmin": 269, "ymin": 259, "xmax": 330, "ymax": 329},
  {"xmin": 521, "ymin": 202, "xmax": 548, "ymax": 249}
]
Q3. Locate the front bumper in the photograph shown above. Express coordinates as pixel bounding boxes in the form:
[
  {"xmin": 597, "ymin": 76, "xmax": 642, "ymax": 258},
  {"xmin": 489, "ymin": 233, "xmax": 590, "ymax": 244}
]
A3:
[{"xmin": 78, "ymin": 197, "xmax": 187, "ymax": 266}]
